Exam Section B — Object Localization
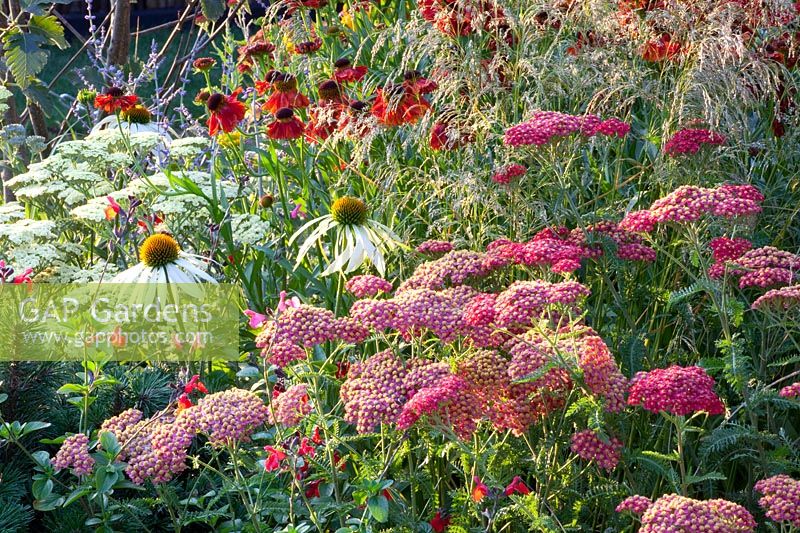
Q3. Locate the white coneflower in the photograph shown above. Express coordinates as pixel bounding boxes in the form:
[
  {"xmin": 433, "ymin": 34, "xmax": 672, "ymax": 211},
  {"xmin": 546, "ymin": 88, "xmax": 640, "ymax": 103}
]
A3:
[
  {"xmin": 289, "ymin": 196, "xmax": 402, "ymax": 276},
  {"xmin": 90, "ymin": 104, "xmax": 174, "ymax": 140},
  {"xmin": 111, "ymin": 233, "xmax": 216, "ymax": 283}
]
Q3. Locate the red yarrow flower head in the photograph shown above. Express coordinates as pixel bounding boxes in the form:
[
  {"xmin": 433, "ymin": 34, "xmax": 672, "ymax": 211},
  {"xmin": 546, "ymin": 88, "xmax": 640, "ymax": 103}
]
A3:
[
  {"xmin": 206, "ymin": 88, "xmax": 247, "ymax": 136},
  {"xmin": 334, "ymin": 57, "xmax": 368, "ymax": 83},
  {"xmin": 504, "ymin": 476, "xmax": 530, "ymax": 496},
  {"xmin": 94, "ymin": 87, "xmax": 139, "ymax": 113},
  {"xmin": 268, "ymin": 108, "xmax": 305, "ymax": 140},
  {"xmin": 472, "ymin": 476, "xmax": 489, "ymax": 502},
  {"xmin": 628, "ymin": 365, "xmax": 725, "ymax": 416}
]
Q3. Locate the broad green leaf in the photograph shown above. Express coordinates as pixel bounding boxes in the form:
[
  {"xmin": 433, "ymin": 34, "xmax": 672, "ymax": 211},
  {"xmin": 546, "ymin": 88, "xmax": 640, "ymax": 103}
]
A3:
[
  {"xmin": 28, "ymin": 15, "xmax": 67, "ymax": 49},
  {"xmin": 200, "ymin": 0, "xmax": 226, "ymax": 21},
  {"xmin": 367, "ymin": 495, "xmax": 388, "ymax": 523},
  {"xmin": 21, "ymin": 421, "xmax": 51, "ymax": 435},
  {"xmin": 2, "ymin": 30, "xmax": 47, "ymax": 89},
  {"xmin": 56, "ymin": 383, "xmax": 86, "ymax": 395}
]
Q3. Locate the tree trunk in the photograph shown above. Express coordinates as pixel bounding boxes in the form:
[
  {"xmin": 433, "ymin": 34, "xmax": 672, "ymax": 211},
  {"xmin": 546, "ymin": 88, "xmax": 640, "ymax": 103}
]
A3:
[{"xmin": 107, "ymin": 0, "xmax": 131, "ymax": 66}]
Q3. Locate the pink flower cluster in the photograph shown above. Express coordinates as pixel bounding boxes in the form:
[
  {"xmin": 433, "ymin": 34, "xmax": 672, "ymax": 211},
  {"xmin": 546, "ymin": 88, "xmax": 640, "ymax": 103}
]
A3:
[
  {"xmin": 100, "ymin": 408, "xmax": 194, "ymax": 485},
  {"xmin": 504, "ymin": 111, "xmax": 630, "ymax": 147},
  {"xmin": 341, "ymin": 325, "xmax": 627, "ymax": 438},
  {"xmin": 752, "ymin": 284, "xmax": 800, "ymax": 310},
  {"xmin": 570, "ymin": 429, "xmax": 623, "ymax": 470},
  {"xmin": 779, "ymin": 382, "xmax": 800, "ymax": 398},
  {"xmin": 416, "ymin": 239, "xmax": 453, "ymax": 255},
  {"xmin": 345, "ymin": 275, "xmax": 393, "ymax": 298},
  {"xmin": 639, "ymin": 494, "xmax": 756, "ymax": 532},
  {"xmin": 269, "ymin": 384, "xmax": 312, "ymax": 426},
  {"xmin": 616, "ymin": 495, "xmax": 653, "ymax": 515},
  {"xmin": 396, "ymin": 375, "xmax": 480, "ymax": 439},
  {"xmin": 628, "ymin": 365, "xmax": 725, "ymax": 416},
  {"xmin": 620, "ymin": 184, "xmax": 764, "ymax": 232},
  {"xmin": 256, "ymin": 304, "xmax": 368, "ymax": 366},
  {"xmin": 181, "ymin": 389, "xmax": 269, "ymax": 446},
  {"xmin": 718, "ymin": 247, "xmax": 800, "ymax": 289},
  {"xmin": 663, "ymin": 128, "xmax": 726, "ymax": 156},
  {"xmin": 52, "ymin": 433, "xmax": 94, "ymax": 476},
  {"xmin": 491, "ymin": 163, "xmax": 527, "ymax": 184},
  {"xmin": 754, "ymin": 475, "xmax": 800, "ymax": 527}
]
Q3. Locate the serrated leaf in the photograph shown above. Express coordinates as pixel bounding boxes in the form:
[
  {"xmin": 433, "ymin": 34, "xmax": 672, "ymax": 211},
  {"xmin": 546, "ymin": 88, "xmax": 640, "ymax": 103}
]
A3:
[
  {"xmin": 200, "ymin": 0, "xmax": 226, "ymax": 21},
  {"xmin": 28, "ymin": 15, "xmax": 67, "ymax": 49},
  {"xmin": 2, "ymin": 30, "xmax": 47, "ymax": 89}
]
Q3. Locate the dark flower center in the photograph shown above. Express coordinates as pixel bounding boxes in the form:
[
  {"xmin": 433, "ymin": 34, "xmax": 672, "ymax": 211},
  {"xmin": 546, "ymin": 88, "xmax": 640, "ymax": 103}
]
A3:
[
  {"xmin": 275, "ymin": 107, "xmax": 295, "ymax": 121},
  {"xmin": 105, "ymin": 86, "xmax": 124, "ymax": 97},
  {"xmin": 318, "ymin": 80, "xmax": 341, "ymax": 100},
  {"xmin": 334, "ymin": 57, "xmax": 352, "ymax": 69},
  {"xmin": 206, "ymin": 93, "xmax": 225, "ymax": 111}
]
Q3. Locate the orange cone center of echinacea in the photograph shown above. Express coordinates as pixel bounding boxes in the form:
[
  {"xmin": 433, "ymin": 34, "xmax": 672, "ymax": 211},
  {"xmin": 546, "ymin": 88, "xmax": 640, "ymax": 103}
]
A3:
[{"xmin": 140, "ymin": 234, "xmax": 181, "ymax": 268}]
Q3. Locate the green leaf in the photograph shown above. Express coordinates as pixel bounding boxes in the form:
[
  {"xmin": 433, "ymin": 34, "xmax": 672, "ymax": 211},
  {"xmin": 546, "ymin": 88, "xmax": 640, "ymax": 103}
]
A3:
[
  {"xmin": 18, "ymin": 0, "xmax": 73, "ymax": 15},
  {"xmin": 200, "ymin": 0, "xmax": 226, "ymax": 22},
  {"xmin": 30, "ymin": 450, "xmax": 50, "ymax": 467},
  {"xmin": 31, "ymin": 478, "xmax": 53, "ymax": 500},
  {"xmin": 56, "ymin": 383, "xmax": 86, "ymax": 395},
  {"xmin": 33, "ymin": 495, "xmax": 64, "ymax": 512},
  {"xmin": 21, "ymin": 421, "xmax": 51, "ymax": 436},
  {"xmin": 28, "ymin": 15, "xmax": 67, "ymax": 49},
  {"xmin": 64, "ymin": 487, "xmax": 91, "ymax": 507},
  {"xmin": 99, "ymin": 431, "xmax": 120, "ymax": 456},
  {"xmin": 367, "ymin": 495, "xmax": 388, "ymax": 523},
  {"xmin": 0, "ymin": 393, "xmax": 7, "ymax": 404},
  {"xmin": 2, "ymin": 30, "xmax": 47, "ymax": 89},
  {"xmin": 685, "ymin": 472, "xmax": 727, "ymax": 485}
]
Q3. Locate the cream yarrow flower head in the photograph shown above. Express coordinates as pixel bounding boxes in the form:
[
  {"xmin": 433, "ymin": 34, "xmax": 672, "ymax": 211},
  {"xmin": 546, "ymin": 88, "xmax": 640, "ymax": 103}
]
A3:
[{"xmin": 289, "ymin": 195, "xmax": 402, "ymax": 276}]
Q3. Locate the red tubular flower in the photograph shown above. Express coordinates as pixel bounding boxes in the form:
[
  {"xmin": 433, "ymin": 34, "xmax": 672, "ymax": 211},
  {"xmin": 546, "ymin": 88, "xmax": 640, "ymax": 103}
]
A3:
[
  {"xmin": 430, "ymin": 511, "xmax": 451, "ymax": 532},
  {"xmin": 305, "ymin": 479, "xmax": 322, "ymax": 498},
  {"xmin": 184, "ymin": 374, "xmax": 208, "ymax": 394},
  {"xmin": 471, "ymin": 476, "xmax": 489, "ymax": 502},
  {"xmin": 503, "ymin": 475, "xmax": 531, "ymax": 496},
  {"xmin": 312, "ymin": 426, "xmax": 324, "ymax": 444},
  {"xmin": 268, "ymin": 108, "xmax": 305, "ymax": 140},
  {"xmin": 297, "ymin": 437, "xmax": 316, "ymax": 457},
  {"xmin": 206, "ymin": 88, "xmax": 247, "ymax": 136},
  {"xmin": 104, "ymin": 196, "xmax": 121, "ymax": 221},
  {"xmin": 177, "ymin": 393, "xmax": 192, "ymax": 410},
  {"xmin": 263, "ymin": 74, "xmax": 311, "ymax": 114},
  {"xmin": 94, "ymin": 87, "xmax": 139, "ymax": 113},
  {"xmin": 264, "ymin": 446, "xmax": 287, "ymax": 472},
  {"xmin": 334, "ymin": 57, "xmax": 368, "ymax": 83}
]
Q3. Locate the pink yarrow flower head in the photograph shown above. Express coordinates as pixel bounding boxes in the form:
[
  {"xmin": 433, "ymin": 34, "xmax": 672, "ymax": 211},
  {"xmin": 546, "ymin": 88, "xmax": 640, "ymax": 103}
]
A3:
[
  {"xmin": 179, "ymin": 388, "xmax": 269, "ymax": 445},
  {"xmin": 415, "ymin": 239, "xmax": 453, "ymax": 255},
  {"xmin": 269, "ymin": 383, "xmax": 312, "ymax": 426},
  {"xmin": 570, "ymin": 429, "xmax": 623, "ymax": 470},
  {"xmin": 491, "ymin": 163, "xmax": 527, "ymax": 184},
  {"xmin": 616, "ymin": 495, "xmax": 653, "ymax": 515},
  {"xmin": 640, "ymin": 494, "xmax": 756, "ymax": 532},
  {"xmin": 504, "ymin": 111, "xmax": 630, "ymax": 147},
  {"xmin": 664, "ymin": 128, "xmax": 726, "ymax": 156},
  {"xmin": 753, "ymin": 285, "xmax": 800, "ymax": 310},
  {"xmin": 754, "ymin": 475, "xmax": 800, "ymax": 527},
  {"xmin": 628, "ymin": 365, "xmax": 725, "ymax": 416},
  {"xmin": 52, "ymin": 433, "xmax": 95, "ymax": 476},
  {"xmin": 345, "ymin": 274, "xmax": 393, "ymax": 298},
  {"xmin": 709, "ymin": 237, "xmax": 752, "ymax": 262},
  {"xmin": 779, "ymin": 382, "xmax": 800, "ymax": 398}
]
